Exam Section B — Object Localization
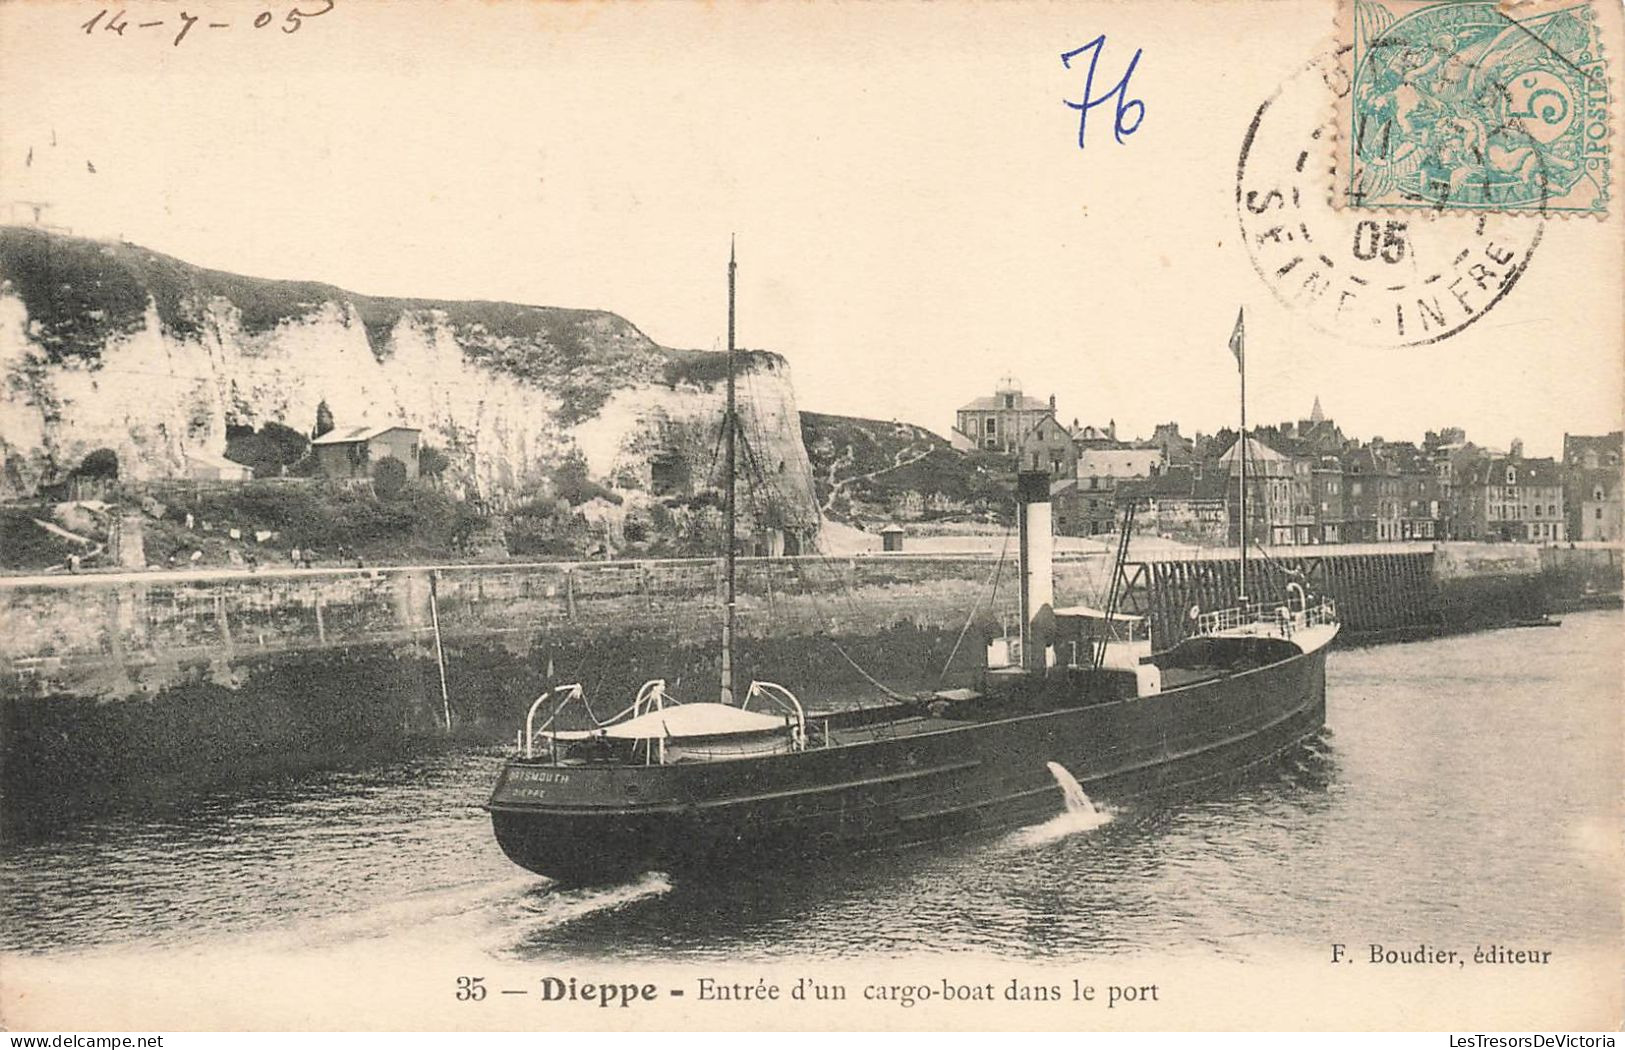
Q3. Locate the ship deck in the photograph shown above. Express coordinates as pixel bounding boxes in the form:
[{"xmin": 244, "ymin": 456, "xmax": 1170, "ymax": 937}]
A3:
[{"xmin": 815, "ymin": 714, "xmax": 979, "ymax": 746}]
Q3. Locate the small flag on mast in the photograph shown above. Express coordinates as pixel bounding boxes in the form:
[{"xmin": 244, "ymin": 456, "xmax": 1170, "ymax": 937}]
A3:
[{"xmin": 1229, "ymin": 307, "xmax": 1245, "ymax": 371}]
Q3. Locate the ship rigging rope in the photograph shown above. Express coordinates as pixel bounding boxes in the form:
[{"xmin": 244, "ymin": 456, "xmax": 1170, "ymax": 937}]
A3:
[
  {"xmin": 937, "ymin": 525, "xmax": 1013, "ymax": 685},
  {"xmin": 1244, "ymin": 538, "xmax": 1295, "ymax": 598},
  {"xmin": 827, "ymin": 638, "xmax": 914, "ymax": 703},
  {"xmin": 731, "ymin": 411, "xmax": 915, "ymax": 712}
]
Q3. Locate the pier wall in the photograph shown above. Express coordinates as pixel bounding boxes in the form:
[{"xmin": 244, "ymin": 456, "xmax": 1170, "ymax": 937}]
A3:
[
  {"xmin": 0, "ymin": 555, "xmax": 1106, "ymax": 830},
  {"xmin": 1123, "ymin": 543, "xmax": 1619, "ymax": 649},
  {"xmin": 2, "ymin": 543, "xmax": 1616, "ymax": 830}
]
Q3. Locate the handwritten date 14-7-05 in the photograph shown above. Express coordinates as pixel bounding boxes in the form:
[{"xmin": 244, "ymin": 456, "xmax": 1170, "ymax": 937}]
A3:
[{"xmin": 80, "ymin": 1, "xmax": 335, "ymax": 47}]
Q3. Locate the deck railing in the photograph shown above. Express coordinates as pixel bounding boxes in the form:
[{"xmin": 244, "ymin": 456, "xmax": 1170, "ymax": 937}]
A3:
[{"xmin": 1193, "ymin": 597, "xmax": 1338, "ymax": 638}]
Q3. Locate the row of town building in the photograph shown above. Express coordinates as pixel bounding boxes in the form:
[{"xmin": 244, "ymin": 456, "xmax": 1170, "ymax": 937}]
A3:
[{"xmin": 952, "ymin": 378, "xmax": 1622, "ymax": 545}]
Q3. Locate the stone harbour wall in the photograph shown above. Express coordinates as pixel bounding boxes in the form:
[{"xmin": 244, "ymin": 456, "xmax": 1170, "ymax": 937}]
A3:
[{"xmin": 1, "ymin": 544, "xmax": 1615, "ymax": 833}]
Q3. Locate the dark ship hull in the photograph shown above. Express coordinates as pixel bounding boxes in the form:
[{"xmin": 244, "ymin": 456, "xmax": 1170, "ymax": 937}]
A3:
[
  {"xmin": 489, "ymin": 633, "xmax": 1330, "ymax": 885},
  {"xmin": 488, "ymin": 265, "xmax": 1336, "ymax": 887}
]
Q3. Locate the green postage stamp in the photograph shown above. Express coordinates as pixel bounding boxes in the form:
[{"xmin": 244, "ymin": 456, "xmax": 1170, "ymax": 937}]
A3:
[{"xmin": 1342, "ymin": 0, "xmax": 1612, "ymax": 214}]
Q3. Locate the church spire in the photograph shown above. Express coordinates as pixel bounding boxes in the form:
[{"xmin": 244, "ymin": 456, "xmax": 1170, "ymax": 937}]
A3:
[{"xmin": 1310, "ymin": 395, "xmax": 1325, "ymax": 424}]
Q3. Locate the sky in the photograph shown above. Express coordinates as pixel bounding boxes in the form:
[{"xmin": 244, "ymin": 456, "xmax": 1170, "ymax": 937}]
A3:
[{"xmin": 2, "ymin": 0, "xmax": 1620, "ymax": 459}]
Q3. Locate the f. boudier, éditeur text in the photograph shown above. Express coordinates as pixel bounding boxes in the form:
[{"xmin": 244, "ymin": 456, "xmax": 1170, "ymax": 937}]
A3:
[{"xmin": 1331, "ymin": 943, "xmax": 1552, "ymax": 966}]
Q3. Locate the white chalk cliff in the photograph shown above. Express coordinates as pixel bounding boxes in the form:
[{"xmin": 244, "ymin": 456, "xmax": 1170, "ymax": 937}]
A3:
[{"xmin": 0, "ymin": 226, "xmax": 819, "ymax": 536}]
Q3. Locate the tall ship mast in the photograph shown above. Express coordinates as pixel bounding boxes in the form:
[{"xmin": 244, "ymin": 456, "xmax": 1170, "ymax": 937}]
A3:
[
  {"xmin": 721, "ymin": 237, "xmax": 738, "ymax": 707},
  {"xmin": 1233, "ymin": 306, "xmax": 1249, "ymax": 602},
  {"xmin": 488, "ymin": 279, "xmax": 1340, "ymax": 886}
]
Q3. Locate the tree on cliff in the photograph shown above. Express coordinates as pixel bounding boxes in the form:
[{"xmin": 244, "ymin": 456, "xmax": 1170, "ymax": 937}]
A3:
[
  {"xmin": 549, "ymin": 448, "xmax": 621, "ymax": 506},
  {"xmin": 74, "ymin": 448, "xmax": 119, "ymax": 479},
  {"xmin": 419, "ymin": 445, "xmax": 451, "ymax": 479},
  {"xmin": 225, "ymin": 422, "xmax": 310, "ymax": 477},
  {"xmin": 314, "ymin": 400, "xmax": 334, "ymax": 439}
]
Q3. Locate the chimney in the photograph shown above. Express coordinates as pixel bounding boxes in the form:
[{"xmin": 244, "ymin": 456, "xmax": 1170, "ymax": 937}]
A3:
[
  {"xmin": 1017, "ymin": 471, "xmax": 1054, "ymax": 674},
  {"xmin": 1510, "ymin": 437, "xmax": 1524, "ymax": 459},
  {"xmin": 1049, "ymin": 394, "xmax": 1056, "ymax": 413}
]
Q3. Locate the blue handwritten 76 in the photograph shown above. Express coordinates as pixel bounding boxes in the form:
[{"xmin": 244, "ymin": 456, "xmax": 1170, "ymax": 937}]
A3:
[{"xmin": 1061, "ymin": 36, "xmax": 1146, "ymax": 149}]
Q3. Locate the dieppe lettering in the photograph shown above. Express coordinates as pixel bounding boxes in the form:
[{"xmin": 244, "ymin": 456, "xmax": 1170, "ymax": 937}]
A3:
[{"xmin": 537, "ymin": 976, "xmax": 658, "ymax": 1007}]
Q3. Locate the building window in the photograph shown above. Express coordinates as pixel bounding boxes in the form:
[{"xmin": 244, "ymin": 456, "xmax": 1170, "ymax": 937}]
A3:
[
  {"xmin": 1004, "ymin": 395, "xmax": 1015, "ymax": 409},
  {"xmin": 1594, "ymin": 487, "xmax": 1605, "ymax": 502},
  {"xmin": 984, "ymin": 418, "xmax": 996, "ymax": 435},
  {"xmin": 1506, "ymin": 467, "xmax": 1516, "ymax": 485}
]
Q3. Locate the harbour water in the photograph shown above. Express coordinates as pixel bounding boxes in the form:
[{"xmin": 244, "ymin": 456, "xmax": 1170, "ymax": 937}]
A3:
[{"xmin": 2, "ymin": 610, "xmax": 1618, "ymax": 965}]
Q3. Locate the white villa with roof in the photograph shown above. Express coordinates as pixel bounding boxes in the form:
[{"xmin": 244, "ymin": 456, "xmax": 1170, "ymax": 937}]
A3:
[{"xmin": 952, "ymin": 376, "xmax": 1056, "ymax": 454}]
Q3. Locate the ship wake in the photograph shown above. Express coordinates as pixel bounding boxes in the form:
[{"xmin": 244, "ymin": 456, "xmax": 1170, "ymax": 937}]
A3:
[
  {"xmin": 515, "ymin": 871, "xmax": 674, "ymax": 925},
  {"xmin": 473, "ymin": 871, "xmax": 675, "ymax": 955}
]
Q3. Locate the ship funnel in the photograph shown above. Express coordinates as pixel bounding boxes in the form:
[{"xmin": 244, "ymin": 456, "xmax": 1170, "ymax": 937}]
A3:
[{"xmin": 1017, "ymin": 471, "xmax": 1055, "ymax": 674}]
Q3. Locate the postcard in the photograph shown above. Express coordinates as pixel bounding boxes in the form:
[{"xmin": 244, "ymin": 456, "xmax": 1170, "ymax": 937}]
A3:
[{"xmin": 1, "ymin": 0, "xmax": 1620, "ymax": 1033}]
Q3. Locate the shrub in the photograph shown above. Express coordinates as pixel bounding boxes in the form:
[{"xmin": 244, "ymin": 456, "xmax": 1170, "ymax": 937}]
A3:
[
  {"xmin": 552, "ymin": 449, "xmax": 622, "ymax": 506},
  {"xmin": 225, "ymin": 422, "xmax": 310, "ymax": 477},
  {"xmin": 515, "ymin": 495, "xmax": 569, "ymax": 520},
  {"xmin": 178, "ymin": 479, "xmax": 486, "ymax": 560},
  {"xmin": 373, "ymin": 456, "xmax": 408, "ymax": 499},
  {"xmin": 419, "ymin": 445, "xmax": 451, "ymax": 478},
  {"xmin": 75, "ymin": 448, "xmax": 119, "ymax": 479}
]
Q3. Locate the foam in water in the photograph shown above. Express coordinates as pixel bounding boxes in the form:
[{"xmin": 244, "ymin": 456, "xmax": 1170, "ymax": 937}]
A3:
[
  {"xmin": 216, "ymin": 874, "xmax": 543, "ymax": 955},
  {"xmin": 471, "ymin": 871, "xmax": 675, "ymax": 956},
  {"xmin": 1006, "ymin": 762, "xmax": 1111, "ymax": 848}
]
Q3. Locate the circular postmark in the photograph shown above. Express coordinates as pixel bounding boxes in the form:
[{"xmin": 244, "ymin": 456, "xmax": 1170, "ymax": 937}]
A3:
[{"xmin": 1237, "ymin": 48, "xmax": 1544, "ymax": 347}]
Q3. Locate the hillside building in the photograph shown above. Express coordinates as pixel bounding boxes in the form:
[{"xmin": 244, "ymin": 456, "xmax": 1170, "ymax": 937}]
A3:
[
  {"xmin": 1053, "ymin": 447, "xmax": 1165, "ymax": 535},
  {"xmin": 954, "ymin": 377, "xmax": 1055, "ymax": 454},
  {"xmin": 312, "ymin": 425, "xmax": 422, "ymax": 481},
  {"xmin": 1018, "ymin": 414, "xmax": 1079, "ymax": 477},
  {"xmin": 184, "ymin": 449, "xmax": 255, "ymax": 482}
]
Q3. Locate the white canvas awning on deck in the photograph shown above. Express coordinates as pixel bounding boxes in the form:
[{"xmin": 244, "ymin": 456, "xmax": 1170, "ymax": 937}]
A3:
[{"xmin": 598, "ymin": 703, "xmax": 791, "ymax": 741}]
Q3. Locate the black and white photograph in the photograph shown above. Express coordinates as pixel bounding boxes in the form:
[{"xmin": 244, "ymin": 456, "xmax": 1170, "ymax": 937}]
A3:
[{"xmin": 0, "ymin": 0, "xmax": 1620, "ymax": 1033}]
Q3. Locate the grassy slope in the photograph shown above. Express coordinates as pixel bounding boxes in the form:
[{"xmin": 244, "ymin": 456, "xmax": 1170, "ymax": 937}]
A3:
[
  {"xmin": 0, "ymin": 510, "xmax": 72, "ymax": 570},
  {"xmin": 799, "ymin": 411, "xmax": 1013, "ymax": 523}
]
